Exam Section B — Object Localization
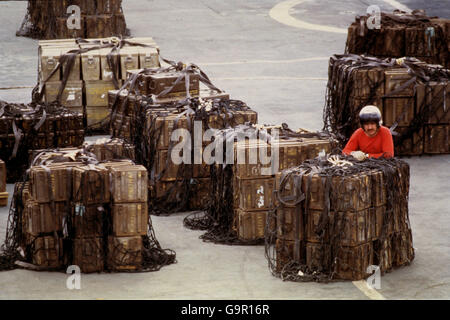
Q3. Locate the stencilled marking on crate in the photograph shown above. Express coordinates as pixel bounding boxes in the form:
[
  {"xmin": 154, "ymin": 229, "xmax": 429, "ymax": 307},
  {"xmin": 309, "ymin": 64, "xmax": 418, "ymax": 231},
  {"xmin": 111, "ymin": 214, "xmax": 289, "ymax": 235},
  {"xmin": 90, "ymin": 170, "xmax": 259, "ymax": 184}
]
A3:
[{"xmin": 257, "ymin": 185, "xmax": 264, "ymax": 208}]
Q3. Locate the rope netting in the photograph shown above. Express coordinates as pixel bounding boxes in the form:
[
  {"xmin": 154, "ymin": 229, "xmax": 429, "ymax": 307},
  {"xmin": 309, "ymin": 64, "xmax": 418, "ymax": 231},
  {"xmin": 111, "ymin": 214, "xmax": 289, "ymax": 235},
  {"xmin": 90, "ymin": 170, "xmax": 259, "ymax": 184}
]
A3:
[
  {"xmin": 16, "ymin": 0, "xmax": 128, "ymax": 40},
  {"xmin": 265, "ymin": 155, "xmax": 414, "ymax": 282}
]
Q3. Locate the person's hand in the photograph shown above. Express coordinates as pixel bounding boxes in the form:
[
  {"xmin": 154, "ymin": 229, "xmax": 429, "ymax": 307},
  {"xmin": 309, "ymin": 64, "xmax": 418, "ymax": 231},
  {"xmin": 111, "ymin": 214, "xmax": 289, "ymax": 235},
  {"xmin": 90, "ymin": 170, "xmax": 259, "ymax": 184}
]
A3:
[{"xmin": 350, "ymin": 151, "xmax": 368, "ymax": 161}]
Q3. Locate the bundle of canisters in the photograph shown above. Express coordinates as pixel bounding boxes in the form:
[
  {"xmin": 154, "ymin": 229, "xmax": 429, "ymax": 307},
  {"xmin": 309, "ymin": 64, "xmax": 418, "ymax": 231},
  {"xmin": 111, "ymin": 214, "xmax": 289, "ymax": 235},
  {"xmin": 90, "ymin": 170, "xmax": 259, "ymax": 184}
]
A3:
[
  {"xmin": 267, "ymin": 156, "xmax": 414, "ymax": 281},
  {"xmin": 17, "ymin": 0, "xmax": 127, "ymax": 40},
  {"xmin": 37, "ymin": 37, "xmax": 159, "ymax": 130},
  {"xmin": 345, "ymin": 10, "xmax": 450, "ymax": 69},
  {"xmin": 0, "ymin": 101, "xmax": 84, "ymax": 182},
  {"xmin": 324, "ymin": 54, "xmax": 450, "ymax": 156},
  {"xmin": 18, "ymin": 141, "xmax": 150, "ymax": 272}
]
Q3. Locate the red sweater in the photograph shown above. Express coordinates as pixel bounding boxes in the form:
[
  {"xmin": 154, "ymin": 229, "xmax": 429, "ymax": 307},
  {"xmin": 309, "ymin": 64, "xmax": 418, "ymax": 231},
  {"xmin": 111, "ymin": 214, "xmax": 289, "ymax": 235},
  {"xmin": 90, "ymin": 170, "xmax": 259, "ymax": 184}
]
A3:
[{"xmin": 342, "ymin": 126, "xmax": 394, "ymax": 158}]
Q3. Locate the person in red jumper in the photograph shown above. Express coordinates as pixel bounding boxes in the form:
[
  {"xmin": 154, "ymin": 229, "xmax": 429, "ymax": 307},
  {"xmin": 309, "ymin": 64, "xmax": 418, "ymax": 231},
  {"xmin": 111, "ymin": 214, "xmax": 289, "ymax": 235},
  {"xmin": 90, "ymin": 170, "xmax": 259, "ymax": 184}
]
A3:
[{"xmin": 342, "ymin": 105, "xmax": 394, "ymax": 160}]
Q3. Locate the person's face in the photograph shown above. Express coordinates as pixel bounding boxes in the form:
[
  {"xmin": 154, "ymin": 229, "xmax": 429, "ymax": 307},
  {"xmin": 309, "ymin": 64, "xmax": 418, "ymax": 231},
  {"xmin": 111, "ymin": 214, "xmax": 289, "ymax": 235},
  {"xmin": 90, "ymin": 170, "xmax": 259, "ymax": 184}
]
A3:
[{"xmin": 362, "ymin": 121, "xmax": 378, "ymax": 137}]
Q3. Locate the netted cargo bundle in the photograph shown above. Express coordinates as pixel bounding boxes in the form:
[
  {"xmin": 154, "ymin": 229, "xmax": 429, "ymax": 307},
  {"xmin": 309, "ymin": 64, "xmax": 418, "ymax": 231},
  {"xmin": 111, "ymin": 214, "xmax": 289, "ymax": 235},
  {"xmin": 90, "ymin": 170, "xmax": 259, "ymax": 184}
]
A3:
[
  {"xmin": 16, "ymin": 0, "xmax": 128, "ymax": 40},
  {"xmin": 29, "ymin": 137, "xmax": 134, "ymax": 166},
  {"xmin": 265, "ymin": 155, "xmax": 414, "ymax": 282},
  {"xmin": 183, "ymin": 124, "xmax": 337, "ymax": 245},
  {"xmin": 108, "ymin": 61, "xmax": 230, "ymax": 134},
  {"xmin": 34, "ymin": 37, "xmax": 160, "ymax": 134},
  {"xmin": 0, "ymin": 146, "xmax": 175, "ymax": 273},
  {"xmin": 346, "ymin": 9, "xmax": 450, "ymax": 69},
  {"xmin": 0, "ymin": 100, "xmax": 85, "ymax": 182},
  {"xmin": 122, "ymin": 66, "xmax": 230, "ymax": 104},
  {"xmin": 144, "ymin": 99, "xmax": 257, "ymax": 215},
  {"xmin": 108, "ymin": 65, "xmax": 258, "ymax": 215},
  {"xmin": 323, "ymin": 54, "xmax": 450, "ymax": 156}
]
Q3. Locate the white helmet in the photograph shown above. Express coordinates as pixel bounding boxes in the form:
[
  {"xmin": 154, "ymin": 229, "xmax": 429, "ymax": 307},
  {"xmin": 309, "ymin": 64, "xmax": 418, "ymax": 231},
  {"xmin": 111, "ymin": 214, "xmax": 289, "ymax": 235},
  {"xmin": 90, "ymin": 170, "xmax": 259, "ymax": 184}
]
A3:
[{"xmin": 359, "ymin": 105, "xmax": 382, "ymax": 126}]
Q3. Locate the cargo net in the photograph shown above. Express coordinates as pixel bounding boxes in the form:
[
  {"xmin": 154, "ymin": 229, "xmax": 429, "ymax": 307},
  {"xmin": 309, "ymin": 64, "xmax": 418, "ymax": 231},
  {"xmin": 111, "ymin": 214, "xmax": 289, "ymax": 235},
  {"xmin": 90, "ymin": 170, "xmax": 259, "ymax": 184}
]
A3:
[
  {"xmin": 183, "ymin": 124, "xmax": 337, "ymax": 245},
  {"xmin": 323, "ymin": 54, "xmax": 450, "ymax": 154},
  {"xmin": 0, "ymin": 144, "xmax": 176, "ymax": 273},
  {"xmin": 108, "ymin": 62, "xmax": 260, "ymax": 215},
  {"xmin": 16, "ymin": 0, "xmax": 128, "ymax": 40},
  {"xmin": 345, "ymin": 9, "xmax": 449, "ymax": 68},
  {"xmin": 265, "ymin": 155, "xmax": 414, "ymax": 282},
  {"xmin": 0, "ymin": 100, "xmax": 84, "ymax": 182}
]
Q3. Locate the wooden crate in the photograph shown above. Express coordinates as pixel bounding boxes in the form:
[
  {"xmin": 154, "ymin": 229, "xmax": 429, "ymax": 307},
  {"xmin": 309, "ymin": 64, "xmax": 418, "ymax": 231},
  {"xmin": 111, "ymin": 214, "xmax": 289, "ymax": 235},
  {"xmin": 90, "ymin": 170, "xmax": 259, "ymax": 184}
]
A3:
[
  {"xmin": 424, "ymin": 124, "xmax": 450, "ymax": 154},
  {"xmin": 136, "ymin": 71, "xmax": 200, "ymax": 96},
  {"xmin": 45, "ymin": 80, "xmax": 84, "ymax": 107},
  {"xmin": 111, "ymin": 202, "xmax": 148, "ymax": 236},
  {"xmin": 234, "ymin": 209, "xmax": 269, "ymax": 241},
  {"xmin": 31, "ymin": 235, "xmax": 64, "ymax": 268},
  {"xmin": 383, "ymin": 97, "xmax": 415, "ymax": 127},
  {"xmin": 276, "ymin": 206, "xmax": 304, "ymax": 241},
  {"xmin": 416, "ymin": 81, "xmax": 450, "ymax": 124},
  {"xmin": 73, "ymin": 237, "xmax": 104, "ymax": 273},
  {"xmin": 275, "ymin": 239, "xmax": 306, "ymax": 272},
  {"xmin": 237, "ymin": 177, "xmax": 275, "ymax": 211},
  {"xmin": 393, "ymin": 127, "xmax": 424, "ymax": 156},
  {"xmin": 72, "ymin": 204, "xmax": 104, "ymax": 239},
  {"xmin": 72, "ymin": 165, "xmax": 111, "ymax": 204},
  {"xmin": 384, "ymin": 69, "xmax": 415, "ymax": 97},
  {"xmin": 109, "ymin": 165, "xmax": 148, "ymax": 203},
  {"xmin": 81, "ymin": 50, "xmax": 101, "ymax": 80},
  {"xmin": 24, "ymin": 201, "xmax": 67, "ymax": 235},
  {"xmin": 30, "ymin": 164, "xmax": 76, "ymax": 203}
]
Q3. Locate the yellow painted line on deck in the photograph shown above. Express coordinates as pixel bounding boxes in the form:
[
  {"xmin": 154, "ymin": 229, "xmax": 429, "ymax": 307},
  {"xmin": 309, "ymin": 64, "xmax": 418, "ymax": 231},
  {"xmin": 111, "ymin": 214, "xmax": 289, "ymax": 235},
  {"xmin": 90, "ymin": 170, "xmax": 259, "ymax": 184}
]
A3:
[{"xmin": 352, "ymin": 280, "xmax": 387, "ymax": 300}]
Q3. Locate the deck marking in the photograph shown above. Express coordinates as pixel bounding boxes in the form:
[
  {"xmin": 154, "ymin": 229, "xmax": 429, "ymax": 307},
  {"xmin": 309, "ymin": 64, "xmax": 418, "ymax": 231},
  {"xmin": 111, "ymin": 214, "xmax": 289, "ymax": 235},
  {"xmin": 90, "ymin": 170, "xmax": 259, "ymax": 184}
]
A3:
[
  {"xmin": 269, "ymin": 0, "xmax": 412, "ymax": 32},
  {"xmin": 352, "ymin": 280, "xmax": 387, "ymax": 300}
]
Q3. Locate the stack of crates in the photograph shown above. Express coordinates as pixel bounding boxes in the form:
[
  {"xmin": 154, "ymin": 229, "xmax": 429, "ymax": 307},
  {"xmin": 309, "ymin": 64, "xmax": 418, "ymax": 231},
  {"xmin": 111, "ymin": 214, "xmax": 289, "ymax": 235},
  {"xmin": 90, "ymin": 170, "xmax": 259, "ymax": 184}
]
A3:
[
  {"xmin": 231, "ymin": 129, "xmax": 333, "ymax": 241},
  {"xmin": 0, "ymin": 102, "xmax": 84, "ymax": 182},
  {"xmin": 107, "ymin": 69, "xmax": 258, "ymax": 213},
  {"xmin": 326, "ymin": 55, "xmax": 450, "ymax": 156},
  {"xmin": 0, "ymin": 159, "xmax": 8, "ymax": 206},
  {"xmin": 346, "ymin": 11, "xmax": 450, "ymax": 69},
  {"xmin": 19, "ymin": 146, "xmax": 148, "ymax": 272},
  {"xmin": 24, "ymin": 162, "xmax": 80, "ymax": 269},
  {"xmin": 39, "ymin": 37, "xmax": 160, "ymax": 128},
  {"xmin": 103, "ymin": 161, "xmax": 148, "ymax": 271},
  {"xmin": 30, "ymin": 0, "xmax": 127, "ymax": 39},
  {"xmin": 273, "ymin": 159, "xmax": 414, "ymax": 280},
  {"xmin": 145, "ymin": 105, "xmax": 258, "ymax": 212}
]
